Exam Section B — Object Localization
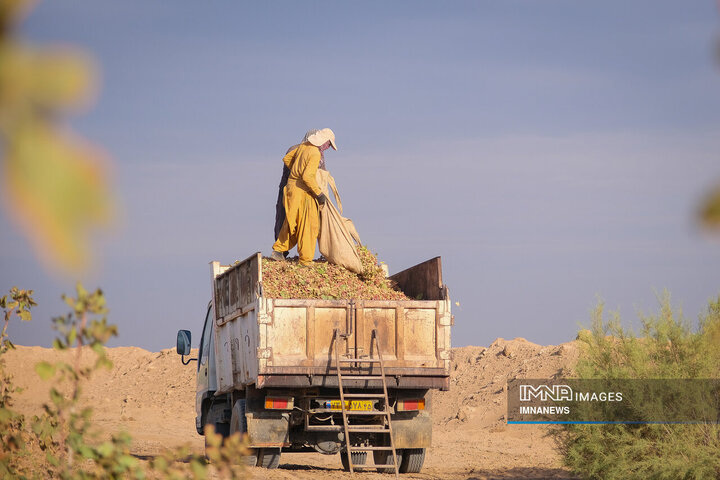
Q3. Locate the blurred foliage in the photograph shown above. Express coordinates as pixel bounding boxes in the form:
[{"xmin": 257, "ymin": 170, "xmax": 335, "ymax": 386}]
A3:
[
  {"xmin": 699, "ymin": 186, "xmax": 720, "ymax": 229},
  {"xmin": 0, "ymin": 0, "xmax": 114, "ymax": 273},
  {"xmin": 1, "ymin": 284, "xmax": 250, "ymax": 478},
  {"xmin": 553, "ymin": 293, "xmax": 720, "ymax": 479},
  {"xmin": 701, "ymin": 28, "xmax": 720, "ymax": 229}
]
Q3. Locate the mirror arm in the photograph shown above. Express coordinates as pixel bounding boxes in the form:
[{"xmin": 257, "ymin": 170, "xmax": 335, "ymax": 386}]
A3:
[{"xmin": 181, "ymin": 355, "xmax": 198, "ymax": 366}]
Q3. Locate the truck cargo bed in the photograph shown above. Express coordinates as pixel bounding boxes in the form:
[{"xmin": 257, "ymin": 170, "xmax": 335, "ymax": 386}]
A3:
[{"xmin": 211, "ymin": 253, "xmax": 452, "ymax": 393}]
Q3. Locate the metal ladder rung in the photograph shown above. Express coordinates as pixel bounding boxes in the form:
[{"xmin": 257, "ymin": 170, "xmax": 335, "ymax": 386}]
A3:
[
  {"xmin": 304, "ymin": 424, "xmax": 342, "ymax": 431},
  {"xmin": 344, "ymin": 410, "xmax": 390, "ymax": 416},
  {"xmin": 347, "ymin": 427, "xmax": 390, "ymax": 433},
  {"xmin": 342, "ymin": 393, "xmax": 385, "ymax": 398}
]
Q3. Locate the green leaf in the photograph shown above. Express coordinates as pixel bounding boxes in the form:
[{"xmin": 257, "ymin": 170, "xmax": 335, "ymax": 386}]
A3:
[
  {"xmin": 76, "ymin": 282, "xmax": 88, "ymax": 299},
  {"xmin": 91, "ymin": 342, "xmax": 104, "ymax": 355},
  {"xmin": 96, "ymin": 441, "xmax": 113, "ymax": 458},
  {"xmin": 118, "ymin": 454, "xmax": 138, "ymax": 470},
  {"xmin": 0, "ymin": 409, "xmax": 12, "ymax": 422},
  {"xmin": 49, "ymin": 387, "xmax": 64, "ymax": 406},
  {"xmin": 153, "ymin": 457, "xmax": 168, "ymax": 471},
  {"xmin": 34, "ymin": 361, "xmax": 56, "ymax": 380},
  {"xmin": 190, "ymin": 458, "xmax": 207, "ymax": 478},
  {"xmin": 78, "ymin": 444, "xmax": 96, "ymax": 460}
]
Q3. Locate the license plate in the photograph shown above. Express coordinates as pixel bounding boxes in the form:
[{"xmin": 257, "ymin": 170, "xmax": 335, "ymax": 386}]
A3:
[{"xmin": 328, "ymin": 400, "xmax": 373, "ymax": 411}]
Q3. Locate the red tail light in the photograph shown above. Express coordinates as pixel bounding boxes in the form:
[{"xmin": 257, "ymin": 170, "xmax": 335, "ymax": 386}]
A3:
[
  {"xmin": 265, "ymin": 397, "xmax": 294, "ymax": 410},
  {"xmin": 396, "ymin": 398, "xmax": 425, "ymax": 411}
]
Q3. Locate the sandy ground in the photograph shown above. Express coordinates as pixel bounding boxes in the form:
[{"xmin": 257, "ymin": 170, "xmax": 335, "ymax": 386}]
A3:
[{"xmin": 4, "ymin": 338, "xmax": 580, "ymax": 479}]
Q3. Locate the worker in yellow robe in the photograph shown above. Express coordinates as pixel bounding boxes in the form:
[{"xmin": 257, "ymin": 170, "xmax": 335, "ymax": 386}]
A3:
[{"xmin": 271, "ymin": 128, "xmax": 337, "ymax": 265}]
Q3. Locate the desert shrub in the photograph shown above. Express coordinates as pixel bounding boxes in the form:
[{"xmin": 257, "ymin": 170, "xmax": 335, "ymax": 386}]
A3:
[
  {"xmin": 1, "ymin": 285, "xmax": 248, "ymax": 478},
  {"xmin": 552, "ymin": 292, "xmax": 720, "ymax": 479},
  {"xmin": 0, "ymin": 287, "xmax": 36, "ymax": 477}
]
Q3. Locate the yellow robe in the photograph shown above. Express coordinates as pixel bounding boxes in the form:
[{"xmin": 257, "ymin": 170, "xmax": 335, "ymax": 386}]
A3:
[{"xmin": 272, "ymin": 143, "xmax": 322, "ymax": 265}]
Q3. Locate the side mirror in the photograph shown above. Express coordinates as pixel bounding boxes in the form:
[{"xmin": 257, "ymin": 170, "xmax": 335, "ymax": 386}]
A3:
[{"xmin": 176, "ymin": 329, "xmax": 192, "ymax": 355}]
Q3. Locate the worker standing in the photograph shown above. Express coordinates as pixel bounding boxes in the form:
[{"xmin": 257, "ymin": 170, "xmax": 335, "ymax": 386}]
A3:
[
  {"xmin": 271, "ymin": 128, "xmax": 337, "ymax": 265},
  {"xmin": 274, "ymin": 129, "xmax": 319, "ymax": 246}
]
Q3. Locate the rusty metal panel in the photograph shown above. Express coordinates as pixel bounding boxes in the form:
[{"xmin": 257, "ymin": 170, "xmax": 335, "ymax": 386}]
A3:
[
  {"xmin": 361, "ymin": 307, "xmax": 397, "ymax": 362},
  {"xmin": 214, "ymin": 252, "xmax": 261, "ymax": 321},
  {"xmin": 214, "ymin": 320, "xmax": 233, "ymax": 394},
  {"xmin": 312, "ymin": 306, "xmax": 351, "ymax": 364},
  {"xmin": 404, "ymin": 307, "xmax": 437, "ymax": 365},
  {"xmin": 267, "ymin": 306, "xmax": 307, "ymax": 366},
  {"xmin": 389, "ymin": 256, "xmax": 445, "ymax": 301},
  {"xmin": 215, "ymin": 301, "xmax": 260, "ymax": 394}
]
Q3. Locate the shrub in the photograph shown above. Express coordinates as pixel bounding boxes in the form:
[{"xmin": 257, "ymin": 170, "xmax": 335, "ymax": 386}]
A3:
[
  {"xmin": 552, "ymin": 292, "xmax": 720, "ymax": 479},
  {"xmin": 0, "ymin": 287, "xmax": 36, "ymax": 477},
  {"xmin": 1, "ymin": 285, "xmax": 248, "ymax": 478}
]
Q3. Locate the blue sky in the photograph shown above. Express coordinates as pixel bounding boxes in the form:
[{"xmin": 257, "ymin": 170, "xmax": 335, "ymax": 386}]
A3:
[{"xmin": 2, "ymin": 1, "xmax": 720, "ymax": 351}]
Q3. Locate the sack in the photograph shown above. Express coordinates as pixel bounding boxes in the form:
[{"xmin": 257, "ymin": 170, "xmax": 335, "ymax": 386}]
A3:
[
  {"xmin": 318, "ymin": 202, "xmax": 363, "ymax": 273},
  {"xmin": 316, "ymin": 170, "xmax": 363, "ymax": 273}
]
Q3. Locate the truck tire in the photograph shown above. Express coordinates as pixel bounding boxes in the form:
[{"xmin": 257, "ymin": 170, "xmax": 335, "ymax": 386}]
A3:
[
  {"xmin": 230, "ymin": 400, "xmax": 258, "ymax": 466},
  {"xmin": 399, "ymin": 448, "xmax": 425, "ymax": 473},
  {"xmin": 257, "ymin": 448, "xmax": 281, "ymax": 469},
  {"xmin": 373, "ymin": 449, "xmax": 401, "ymax": 474},
  {"xmin": 203, "ymin": 421, "xmax": 230, "ymax": 459},
  {"xmin": 340, "ymin": 451, "xmax": 367, "ymax": 471}
]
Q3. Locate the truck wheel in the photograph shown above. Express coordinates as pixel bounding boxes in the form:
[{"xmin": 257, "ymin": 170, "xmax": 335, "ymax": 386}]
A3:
[
  {"xmin": 230, "ymin": 399, "xmax": 258, "ymax": 466},
  {"xmin": 399, "ymin": 448, "xmax": 425, "ymax": 473},
  {"xmin": 373, "ymin": 449, "xmax": 401, "ymax": 474},
  {"xmin": 340, "ymin": 451, "xmax": 367, "ymax": 471},
  {"xmin": 257, "ymin": 448, "xmax": 281, "ymax": 469},
  {"xmin": 203, "ymin": 421, "xmax": 230, "ymax": 459}
]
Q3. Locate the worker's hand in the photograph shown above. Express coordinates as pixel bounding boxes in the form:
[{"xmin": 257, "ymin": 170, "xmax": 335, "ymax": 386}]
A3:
[{"xmin": 317, "ymin": 193, "xmax": 328, "ymax": 205}]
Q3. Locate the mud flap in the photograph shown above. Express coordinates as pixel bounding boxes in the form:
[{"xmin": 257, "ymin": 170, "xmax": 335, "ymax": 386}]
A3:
[
  {"xmin": 246, "ymin": 411, "xmax": 290, "ymax": 448},
  {"xmin": 391, "ymin": 410, "xmax": 432, "ymax": 448}
]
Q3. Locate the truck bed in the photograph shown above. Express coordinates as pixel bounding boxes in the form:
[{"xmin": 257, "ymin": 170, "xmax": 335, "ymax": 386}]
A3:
[{"xmin": 211, "ymin": 253, "xmax": 452, "ymax": 394}]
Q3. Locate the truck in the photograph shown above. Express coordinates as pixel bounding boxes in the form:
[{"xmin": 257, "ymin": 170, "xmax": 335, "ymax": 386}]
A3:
[{"xmin": 176, "ymin": 252, "xmax": 453, "ymax": 473}]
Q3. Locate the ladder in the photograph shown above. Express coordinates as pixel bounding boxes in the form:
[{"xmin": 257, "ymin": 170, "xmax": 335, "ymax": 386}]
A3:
[{"xmin": 333, "ymin": 328, "xmax": 399, "ymax": 478}]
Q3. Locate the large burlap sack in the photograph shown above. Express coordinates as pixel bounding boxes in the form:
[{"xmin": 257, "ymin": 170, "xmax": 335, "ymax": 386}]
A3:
[{"xmin": 316, "ymin": 169, "xmax": 363, "ymax": 273}]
